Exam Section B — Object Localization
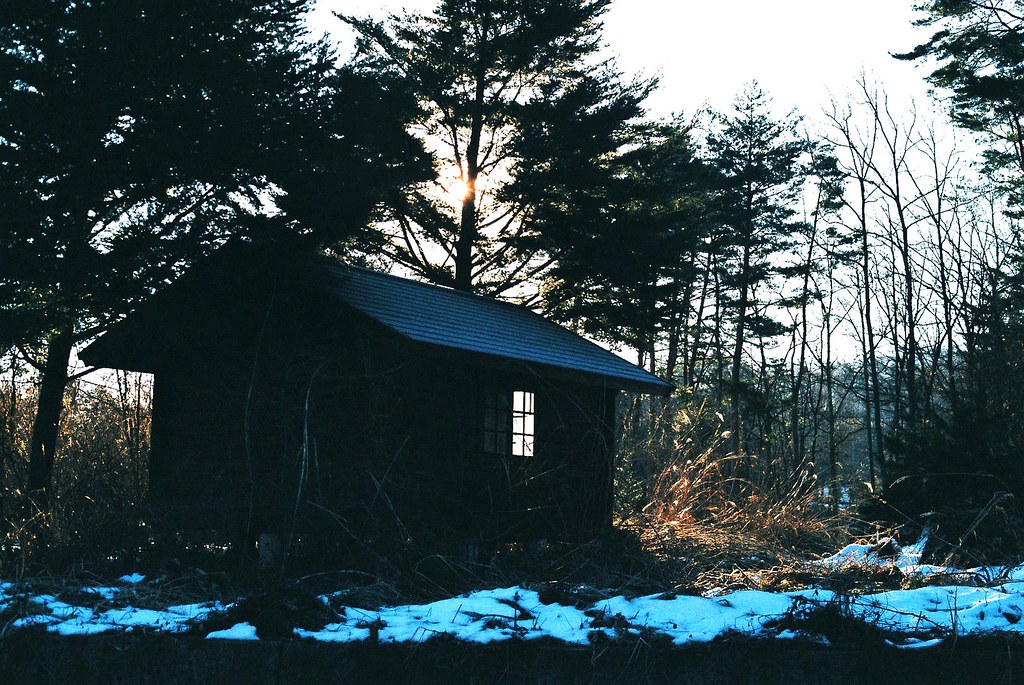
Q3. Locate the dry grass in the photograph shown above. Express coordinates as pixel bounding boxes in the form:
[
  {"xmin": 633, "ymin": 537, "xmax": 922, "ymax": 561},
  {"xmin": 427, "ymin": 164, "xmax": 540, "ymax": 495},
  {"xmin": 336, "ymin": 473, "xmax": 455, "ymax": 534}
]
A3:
[
  {"xmin": 617, "ymin": 397, "xmax": 851, "ymax": 577},
  {"xmin": 592, "ymin": 396, "xmax": 919, "ymax": 597},
  {"xmin": 0, "ymin": 375, "xmax": 903, "ymax": 605},
  {"xmin": 0, "ymin": 371, "xmax": 151, "ymax": 579}
]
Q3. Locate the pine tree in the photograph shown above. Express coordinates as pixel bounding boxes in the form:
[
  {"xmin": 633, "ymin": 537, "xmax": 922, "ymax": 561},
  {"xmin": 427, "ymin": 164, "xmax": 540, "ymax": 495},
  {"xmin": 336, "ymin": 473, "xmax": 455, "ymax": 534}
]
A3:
[
  {"xmin": 538, "ymin": 119, "xmax": 715, "ymax": 375},
  {"xmin": 893, "ymin": 251, "xmax": 1024, "ymax": 511},
  {"xmin": 340, "ymin": 0, "xmax": 649, "ymax": 293},
  {"xmin": 0, "ymin": 0, "xmax": 427, "ymax": 497},
  {"xmin": 898, "ymin": 1, "xmax": 1024, "ymax": 207},
  {"xmin": 705, "ymin": 85, "xmax": 813, "ymax": 455}
]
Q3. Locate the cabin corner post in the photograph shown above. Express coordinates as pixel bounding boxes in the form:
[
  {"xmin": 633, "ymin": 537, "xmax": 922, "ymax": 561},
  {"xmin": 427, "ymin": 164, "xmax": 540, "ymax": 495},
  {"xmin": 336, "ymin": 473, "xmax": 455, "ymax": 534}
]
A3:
[{"xmin": 600, "ymin": 387, "xmax": 620, "ymax": 532}]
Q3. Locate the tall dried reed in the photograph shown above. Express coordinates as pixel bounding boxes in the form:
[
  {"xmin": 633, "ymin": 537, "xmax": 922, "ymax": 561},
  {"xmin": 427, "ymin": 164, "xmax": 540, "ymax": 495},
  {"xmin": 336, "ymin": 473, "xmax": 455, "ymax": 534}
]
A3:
[{"xmin": 617, "ymin": 395, "xmax": 846, "ymax": 555}]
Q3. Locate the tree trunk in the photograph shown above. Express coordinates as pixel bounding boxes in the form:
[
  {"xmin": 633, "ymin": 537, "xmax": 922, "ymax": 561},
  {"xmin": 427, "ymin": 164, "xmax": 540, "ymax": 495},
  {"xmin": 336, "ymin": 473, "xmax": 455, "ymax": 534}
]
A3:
[
  {"xmin": 731, "ymin": 241, "xmax": 752, "ymax": 455},
  {"xmin": 454, "ymin": 180, "xmax": 480, "ymax": 290},
  {"xmin": 791, "ymin": 201, "xmax": 821, "ymax": 474},
  {"xmin": 0, "ymin": 360, "xmax": 22, "ymax": 520},
  {"xmin": 859, "ymin": 286, "xmax": 877, "ymax": 491},
  {"xmin": 664, "ymin": 278, "xmax": 686, "ymax": 382},
  {"xmin": 27, "ymin": 327, "xmax": 74, "ymax": 499},
  {"xmin": 897, "ymin": 202, "xmax": 917, "ymax": 423},
  {"xmin": 686, "ymin": 251, "xmax": 712, "ymax": 388},
  {"xmin": 453, "ymin": 22, "xmax": 489, "ymax": 292},
  {"xmin": 861, "ymin": 199, "xmax": 885, "ymax": 485},
  {"xmin": 712, "ymin": 260, "xmax": 725, "ymax": 405},
  {"xmin": 824, "ymin": 268, "xmax": 838, "ymax": 513}
]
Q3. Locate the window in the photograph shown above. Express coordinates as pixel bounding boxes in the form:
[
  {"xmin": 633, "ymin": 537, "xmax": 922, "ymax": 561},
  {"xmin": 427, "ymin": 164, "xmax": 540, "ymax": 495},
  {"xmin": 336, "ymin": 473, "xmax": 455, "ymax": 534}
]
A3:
[
  {"xmin": 483, "ymin": 389, "xmax": 535, "ymax": 457},
  {"xmin": 511, "ymin": 390, "xmax": 535, "ymax": 457},
  {"xmin": 483, "ymin": 390, "xmax": 510, "ymax": 456}
]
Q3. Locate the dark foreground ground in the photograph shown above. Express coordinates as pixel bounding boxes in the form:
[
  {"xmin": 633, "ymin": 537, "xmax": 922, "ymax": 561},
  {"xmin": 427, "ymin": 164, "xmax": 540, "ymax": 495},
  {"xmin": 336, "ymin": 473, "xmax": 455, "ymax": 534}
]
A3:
[{"xmin": 1, "ymin": 633, "xmax": 1022, "ymax": 684}]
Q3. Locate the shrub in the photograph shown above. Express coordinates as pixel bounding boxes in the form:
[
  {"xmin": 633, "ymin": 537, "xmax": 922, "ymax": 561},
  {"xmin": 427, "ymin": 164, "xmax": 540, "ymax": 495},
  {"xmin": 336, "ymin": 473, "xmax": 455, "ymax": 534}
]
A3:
[{"xmin": 0, "ymin": 366, "xmax": 151, "ymax": 576}]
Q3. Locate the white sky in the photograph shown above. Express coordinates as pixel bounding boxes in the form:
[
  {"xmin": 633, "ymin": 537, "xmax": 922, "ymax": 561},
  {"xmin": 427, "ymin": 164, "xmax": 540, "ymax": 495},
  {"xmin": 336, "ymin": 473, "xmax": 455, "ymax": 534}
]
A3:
[{"xmin": 310, "ymin": 0, "xmax": 938, "ymax": 120}]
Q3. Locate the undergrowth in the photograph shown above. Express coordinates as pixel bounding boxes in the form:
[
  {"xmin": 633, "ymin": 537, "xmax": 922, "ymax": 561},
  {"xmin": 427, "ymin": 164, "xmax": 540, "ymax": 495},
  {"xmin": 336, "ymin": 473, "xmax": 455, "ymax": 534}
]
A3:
[{"xmin": 4, "ymin": 375, "xmax": 1023, "ymax": 621}]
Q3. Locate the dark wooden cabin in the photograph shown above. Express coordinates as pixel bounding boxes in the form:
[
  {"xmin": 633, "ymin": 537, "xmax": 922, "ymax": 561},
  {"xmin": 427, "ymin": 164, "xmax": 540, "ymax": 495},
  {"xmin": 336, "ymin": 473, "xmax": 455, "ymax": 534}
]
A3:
[{"xmin": 81, "ymin": 246, "xmax": 671, "ymax": 554}]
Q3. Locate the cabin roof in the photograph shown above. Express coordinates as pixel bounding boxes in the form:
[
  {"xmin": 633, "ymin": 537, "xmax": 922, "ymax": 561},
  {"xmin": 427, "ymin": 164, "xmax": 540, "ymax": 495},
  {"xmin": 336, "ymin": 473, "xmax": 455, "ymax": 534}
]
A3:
[
  {"xmin": 324, "ymin": 263, "xmax": 672, "ymax": 395},
  {"xmin": 80, "ymin": 245, "xmax": 673, "ymax": 395}
]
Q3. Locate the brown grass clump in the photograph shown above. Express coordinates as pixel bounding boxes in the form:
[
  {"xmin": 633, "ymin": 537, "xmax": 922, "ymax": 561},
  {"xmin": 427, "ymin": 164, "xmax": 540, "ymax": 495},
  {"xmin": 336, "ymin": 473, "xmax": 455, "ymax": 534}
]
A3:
[
  {"xmin": 629, "ymin": 402, "xmax": 846, "ymax": 536},
  {"xmin": 609, "ymin": 396, "xmax": 866, "ymax": 596},
  {"xmin": 624, "ymin": 520, "xmax": 925, "ymax": 596}
]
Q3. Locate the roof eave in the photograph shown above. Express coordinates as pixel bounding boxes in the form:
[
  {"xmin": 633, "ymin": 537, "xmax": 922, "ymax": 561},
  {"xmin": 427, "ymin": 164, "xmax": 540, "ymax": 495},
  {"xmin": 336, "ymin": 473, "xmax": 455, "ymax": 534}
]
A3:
[{"xmin": 399, "ymin": 336, "xmax": 674, "ymax": 395}]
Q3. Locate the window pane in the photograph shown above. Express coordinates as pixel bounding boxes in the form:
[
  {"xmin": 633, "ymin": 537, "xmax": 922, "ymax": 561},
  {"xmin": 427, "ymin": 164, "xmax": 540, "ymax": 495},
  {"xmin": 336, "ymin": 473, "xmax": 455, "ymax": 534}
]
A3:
[
  {"xmin": 510, "ymin": 390, "xmax": 536, "ymax": 457},
  {"xmin": 514, "ymin": 390, "xmax": 534, "ymax": 413}
]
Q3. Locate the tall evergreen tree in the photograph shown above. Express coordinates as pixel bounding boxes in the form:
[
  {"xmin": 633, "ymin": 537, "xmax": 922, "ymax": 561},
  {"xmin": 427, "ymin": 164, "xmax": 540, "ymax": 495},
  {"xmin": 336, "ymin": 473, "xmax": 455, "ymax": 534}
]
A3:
[
  {"xmin": 539, "ymin": 119, "xmax": 715, "ymax": 375},
  {"xmin": 0, "ymin": 0, "xmax": 428, "ymax": 496},
  {"xmin": 340, "ymin": 0, "xmax": 649, "ymax": 293},
  {"xmin": 899, "ymin": 1, "xmax": 1024, "ymax": 206},
  {"xmin": 893, "ymin": 250, "xmax": 1024, "ymax": 510},
  {"xmin": 705, "ymin": 85, "xmax": 813, "ymax": 455}
]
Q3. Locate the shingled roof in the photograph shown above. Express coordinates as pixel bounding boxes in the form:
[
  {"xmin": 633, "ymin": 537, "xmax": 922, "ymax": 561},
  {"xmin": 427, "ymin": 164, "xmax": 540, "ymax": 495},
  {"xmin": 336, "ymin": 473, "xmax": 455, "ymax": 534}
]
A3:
[
  {"xmin": 80, "ymin": 242, "xmax": 672, "ymax": 395},
  {"xmin": 324, "ymin": 263, "xmax": 672, "ymax": 395}
]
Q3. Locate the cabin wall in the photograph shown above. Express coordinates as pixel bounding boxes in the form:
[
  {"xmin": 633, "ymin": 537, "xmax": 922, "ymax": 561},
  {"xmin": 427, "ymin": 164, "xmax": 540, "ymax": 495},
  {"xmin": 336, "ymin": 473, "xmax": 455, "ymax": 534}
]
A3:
[
  {"xmin": 145, "ymin": 284, "xmax": 378, "ymax": 539},
  {"xmin": 369, "ymin": 362, "xmax": 617, "ymax": 543},
  {"xmin": 152, "ymin": 364, "xmax": 616, "ymax": 545},
  {"xmin": 145, "ymin": 288, "xmax": 618, "ymax": 550},
  {"xmin": 529, "ymin": 380, "xmax": 616, "ymax": 540}
]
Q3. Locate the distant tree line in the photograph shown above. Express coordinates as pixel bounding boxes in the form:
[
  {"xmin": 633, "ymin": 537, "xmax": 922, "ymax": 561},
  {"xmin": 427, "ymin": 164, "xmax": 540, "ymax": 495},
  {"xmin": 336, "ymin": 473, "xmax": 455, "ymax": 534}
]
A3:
[{"xmin": 3, "ymin": 0, "xmax": 1024, "ymax": 525}]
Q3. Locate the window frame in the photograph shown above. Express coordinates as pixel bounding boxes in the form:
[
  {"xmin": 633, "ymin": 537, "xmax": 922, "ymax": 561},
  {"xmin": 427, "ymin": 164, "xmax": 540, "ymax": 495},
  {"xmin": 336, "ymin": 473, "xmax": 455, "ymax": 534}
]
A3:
[
  {"xmin": 510, "ymin": 389, "xmax": 535, "ymax": 458},
  {"xmin": 483, "ymin": 388, "xmax": 511, "ymax": 457},
  {"xmin": 483, "ymin": 388, "xmax": 536, "ymax": 458}
]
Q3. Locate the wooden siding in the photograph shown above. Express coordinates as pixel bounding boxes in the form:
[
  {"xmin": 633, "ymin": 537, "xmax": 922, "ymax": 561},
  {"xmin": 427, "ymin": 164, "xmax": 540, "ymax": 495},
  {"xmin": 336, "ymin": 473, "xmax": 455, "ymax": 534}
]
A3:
[{"xmin": 146, "ymin": 303, "xmax": 617, "ymax": 545}]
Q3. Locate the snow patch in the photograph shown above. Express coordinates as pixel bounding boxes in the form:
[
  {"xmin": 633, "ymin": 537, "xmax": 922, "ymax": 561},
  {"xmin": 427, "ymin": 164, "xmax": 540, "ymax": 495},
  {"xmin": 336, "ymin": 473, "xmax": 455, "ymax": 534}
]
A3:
[
  {"xmin": 11, "ymin": 544, "xmax": 1024, "ymax": 648},
  {"xmin": 816, "ymin": 531, "xmax": 935, "ymax": 574},
  {"xmin": 207, "ymin": 622, "xmax": 259, "ymax": 640}
]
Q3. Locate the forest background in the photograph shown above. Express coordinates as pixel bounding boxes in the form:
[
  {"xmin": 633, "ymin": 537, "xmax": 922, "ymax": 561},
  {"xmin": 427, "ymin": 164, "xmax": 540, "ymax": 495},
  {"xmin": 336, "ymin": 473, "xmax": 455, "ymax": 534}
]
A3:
[{"xmin": 2, "ymin": 0, "xmax": 1023, "ymax": 577}]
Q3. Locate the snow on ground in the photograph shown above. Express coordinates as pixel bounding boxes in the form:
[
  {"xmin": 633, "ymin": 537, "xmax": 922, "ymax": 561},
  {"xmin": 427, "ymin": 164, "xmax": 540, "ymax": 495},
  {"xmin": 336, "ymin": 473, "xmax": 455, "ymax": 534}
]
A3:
[
  {"xmin": 206, "ymin": 622, "xmax": 259, "ymax": 640},
  {"xmin": 816, "ymin": 532, "xmax": 929, "ymax": 572},
  {"xmin": 0, "ymin": 582, "xmax": 225, "ymax": 636},
  {"xmin": 815, "ymin": 531, "xmax": 1018, "ymax": 582},
  {"xmin": 6, "ymin": 537, "xmax": 1024, "ymax": 647},
  {"xmin": 296, "ymin": 582, "xmax": 1024, "ymax": 647}
]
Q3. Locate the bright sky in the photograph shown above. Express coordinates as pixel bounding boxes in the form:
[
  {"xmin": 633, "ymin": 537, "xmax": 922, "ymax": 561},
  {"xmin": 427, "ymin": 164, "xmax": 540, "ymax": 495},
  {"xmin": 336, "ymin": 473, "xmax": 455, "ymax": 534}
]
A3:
[{"xmin": 310, "ymin": 0, "xmax": 938, "ymax": 120}]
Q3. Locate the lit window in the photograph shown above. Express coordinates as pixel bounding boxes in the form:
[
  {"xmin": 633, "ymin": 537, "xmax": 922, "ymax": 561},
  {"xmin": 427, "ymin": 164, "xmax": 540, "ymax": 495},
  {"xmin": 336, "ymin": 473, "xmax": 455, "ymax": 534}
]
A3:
[
  {"xmin": 511, "ymin": 390, "xmax": 535, "ymax": 457},
  {"xmin": 483, "ymin": 389, "xmax": 535, "ymax": 457}
]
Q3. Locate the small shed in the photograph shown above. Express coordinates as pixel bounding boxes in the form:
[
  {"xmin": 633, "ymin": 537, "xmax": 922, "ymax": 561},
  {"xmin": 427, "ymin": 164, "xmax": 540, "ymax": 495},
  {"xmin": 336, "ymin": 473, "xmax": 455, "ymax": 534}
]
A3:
[{"xmin": 82, "ymin": 245, "xmax": 671, "ymax": 555}]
